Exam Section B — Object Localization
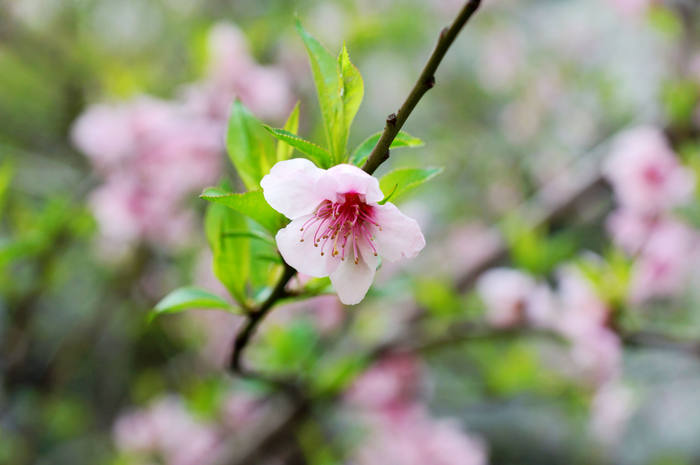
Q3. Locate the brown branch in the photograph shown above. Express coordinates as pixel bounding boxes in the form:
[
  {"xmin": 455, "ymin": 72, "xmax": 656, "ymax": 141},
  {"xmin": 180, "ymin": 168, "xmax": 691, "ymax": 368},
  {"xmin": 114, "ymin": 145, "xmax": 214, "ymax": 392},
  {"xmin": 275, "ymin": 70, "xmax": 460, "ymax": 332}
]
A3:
[
  {"xmin": 622, "ymin": 330, "xmax": 700, "ymax": 357},
  {"xmin": 362, "ymin": 0, "xmax": 482, "ymax": 175},
  {"xmin": 229, "ymin": 263, "xmax": 296, "ymax": 373}
]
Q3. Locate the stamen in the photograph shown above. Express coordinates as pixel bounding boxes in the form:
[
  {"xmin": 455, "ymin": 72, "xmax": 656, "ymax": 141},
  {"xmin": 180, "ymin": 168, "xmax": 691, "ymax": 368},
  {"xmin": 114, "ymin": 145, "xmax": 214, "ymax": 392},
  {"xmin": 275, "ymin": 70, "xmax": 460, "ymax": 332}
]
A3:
[{"xmin": 307, "ymin": 193, "xmax": 380, "ymax": 264}]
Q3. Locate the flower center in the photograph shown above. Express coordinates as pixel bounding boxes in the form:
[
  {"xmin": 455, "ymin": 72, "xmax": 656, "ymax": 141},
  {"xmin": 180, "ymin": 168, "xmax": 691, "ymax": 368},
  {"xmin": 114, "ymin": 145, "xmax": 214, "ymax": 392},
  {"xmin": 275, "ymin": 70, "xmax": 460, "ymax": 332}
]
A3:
[
  {"xmin": 642, "ymin": 165, "xmax": 666, "ymax": 186},
  {"xmin": 299, "ymin": 192, "xmax": 379, "ymax": 264}
]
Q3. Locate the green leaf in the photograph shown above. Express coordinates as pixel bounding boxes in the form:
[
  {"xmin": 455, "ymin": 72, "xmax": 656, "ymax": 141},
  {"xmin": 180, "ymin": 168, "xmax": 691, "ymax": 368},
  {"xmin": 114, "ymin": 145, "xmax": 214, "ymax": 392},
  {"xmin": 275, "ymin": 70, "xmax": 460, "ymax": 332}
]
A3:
[
  {"xmin": 262, "ymin": 126, "xmax": 333, "ymax": 168},
  {"xmin": 205, "ymin": 202, "xmax": 250, "ymax": 305},
  {"xmin": 0, "ymin": 160, "xmax": 13, "ymax": 217},
  {"xmin": 662, "ymin": 79, "xmax": 699, "ymax": 126},
  {"xmin": 150, "ymin": 286, "xmax": 237, "ymax": 322},
  {"xmin": 502, "ymin": 215, "xmax": 577, "ymax": 277},
  {"xmin": 378, "ymin": 167, "xmax": 442, "ymax": 204},
  {"xmin": 276, "ymin": 102, "xmax": 300, "ymax": 161},
  {"xmin": 226, "ymin": 100, "xmax": 276, "ymax": 190},
  {"xmin": 336, "ymin": 44, "xmax": 364, "ymax": 163},
  {"xmin": 349, "ymin": 131, "xmax": 424, "ymax": 167},
  {"xmin": 201, "ymin": 187, "xmax": 285, "ymax": 234},
  {"xmin": 222, "ymin": 229, "xmax": 276, "ymax": 245},
  {"xmin": 378, "ymin": 183, "xmax": 398, "ymax": 205},
  {"xmin": 296, "ymin": 20, "xmax": 343, "ymax": 161}
]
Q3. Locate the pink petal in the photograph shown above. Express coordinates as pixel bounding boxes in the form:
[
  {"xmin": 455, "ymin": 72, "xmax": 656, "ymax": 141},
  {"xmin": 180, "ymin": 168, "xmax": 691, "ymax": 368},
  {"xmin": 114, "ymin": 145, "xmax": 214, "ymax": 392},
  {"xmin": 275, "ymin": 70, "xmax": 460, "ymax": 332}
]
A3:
[
  {"xmin": 372, "ymin": 202, "xmax": 426, "ymax": 262},
  {"xmin": 261, "ymin": 158, "xmax": 326, "ymax": 219},
  {"xmin": 317, "ymin": 164, "xmax": 384, "ymax": 203},
  {"xmin": 329, "ymin": 247, "xmax": 380, "ymax": 305},
  {"xmin": 276, "ymin": 215, "xmax": 335, "ymax": 277}
]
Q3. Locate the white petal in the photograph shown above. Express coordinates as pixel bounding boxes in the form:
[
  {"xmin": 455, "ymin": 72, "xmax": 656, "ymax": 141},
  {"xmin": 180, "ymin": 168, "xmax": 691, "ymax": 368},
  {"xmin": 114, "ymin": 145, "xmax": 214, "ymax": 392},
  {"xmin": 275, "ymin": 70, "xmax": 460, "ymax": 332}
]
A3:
[
  {"xmin": 317, "ymin": 164, "xmax": 384, "ymax": 203},
  {"xmin": 276, "ymin": 216, "xmax": 332, "ymax": 277},
  {"xmin": 329, "ymin": 249, "xmax": 380, "ymax": 305},
  {"xmin": 371, "ymin": 202, "xmax": 426, "ymax": 262},
  {"xmin": 261, "ymin": 158, "xmax": 326, "ymax": 219}
]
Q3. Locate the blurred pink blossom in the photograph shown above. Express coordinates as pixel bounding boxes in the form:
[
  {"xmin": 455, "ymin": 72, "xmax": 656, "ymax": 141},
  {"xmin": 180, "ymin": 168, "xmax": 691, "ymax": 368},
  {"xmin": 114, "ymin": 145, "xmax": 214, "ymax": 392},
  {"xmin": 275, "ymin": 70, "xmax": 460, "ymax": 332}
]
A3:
[
  {"xmin": 220, "ymin": 391, "xmax": 265, "ymax": 432},
  {"xmin": 552, "ymin": 270, "xmax": 620, "ymax": 385},
  {"xmin": 590, "ymin": 382, "xmax": 636, "ymax": 446},
  {"xmin": 352, "ymin": 407, "xmax": 487, "ymax": 465},
  {"xmin": 604, "ymin": 126, "xmax": 695, "ymax": 215},
  {"xmin": 476, "ymin": 268, "xmax": 537, "ymax": 328},
  {"xmin": 629, "ymin": 219, "xmax": 699, "ymax": 303},
  {"xmin": 266, "ymin": 294, "xmax": 345, "ymax": 334},
  {"xmin": 348, "ymin": 355, "xmax": 487, "ymax": 465},
  {"xmin": 441, "ymin": 223, "xmax": 503, "ymax": 278},
  {"xmin": 185, "ymin": 22, "xmax": 294, "ymax": 123},
  {"xmin": 608, "ymin": 0, "xmax": 653, "ymax": 17},
  {"xmin": 482, "ymin": 266, "xmax": 621, "ymax": 386},
  {"xmin": 113, "ymin": 396, "xmax": 223, "ymax": 465},
  {"xmin": 72, "ymin": 22, "xmax": 294, "ymax": 257},
  {"xmin": 73, "ymin": 97, "xmax": 221, "ymax": 257},
  {"xmin": 354, "ymin": 413, "xmax": 487, "ymax": 465},
  {"xmin": 606, "ymin": 208, "xmax": 657, "ymax": 254},
  {"xmin": 347, "ymin": 353, "xmax": 422, "ymax": 415}
]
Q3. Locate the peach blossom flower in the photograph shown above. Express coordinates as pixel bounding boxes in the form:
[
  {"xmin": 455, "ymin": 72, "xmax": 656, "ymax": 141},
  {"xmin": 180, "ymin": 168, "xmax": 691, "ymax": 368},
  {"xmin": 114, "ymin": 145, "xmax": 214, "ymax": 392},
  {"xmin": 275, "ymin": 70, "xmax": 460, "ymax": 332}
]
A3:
[
  {"xmin": 476, "ymin": 268, "xmax": 537, "ymax": 328},
  {"xmin": 604, "ymin": 127, "xmax": 695, "ymax": 215},
  {"xmin": 261, "ymin": 159, "xmax": 425, "ymax": 304}
]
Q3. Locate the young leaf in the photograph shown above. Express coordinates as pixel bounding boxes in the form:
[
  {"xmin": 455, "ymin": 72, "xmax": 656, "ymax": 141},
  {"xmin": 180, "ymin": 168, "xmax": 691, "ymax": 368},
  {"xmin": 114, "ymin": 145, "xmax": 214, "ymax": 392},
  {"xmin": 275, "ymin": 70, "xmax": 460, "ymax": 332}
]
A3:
[
  {"xmin": 226, "ymin": 100, "xmax": 276, "ymax": 191},
  {"xmin": 149, "ymin": 287, "xmax": 238, "ymax": 322},
  {"xmin": 263, "ymin": 125, "xmax": 333, "ymax": 168},
  {"xmin": 296, "ymin": 20, "xmax": 343, "ymax": 160},
  {"xmin": 276, "ymin": 102, "xmax": 300, "ymax": 161},
  {"xmin": 349, "ymin": 131, "xmax": 424, "ymax": 167},
  {"xmin": 205, "ymin": 202, "xmax": 250, "ymax": 305},
  {"xmin": 378, "ymin": 167, "xmax": 442, "ymax": 204},
  {"xmin": 201, "ymin": 187, "xmax": 285, "ymax": 234},
  {"xmin": 336, "ymin": 44, "xmax": 364, "ymax": 164}
]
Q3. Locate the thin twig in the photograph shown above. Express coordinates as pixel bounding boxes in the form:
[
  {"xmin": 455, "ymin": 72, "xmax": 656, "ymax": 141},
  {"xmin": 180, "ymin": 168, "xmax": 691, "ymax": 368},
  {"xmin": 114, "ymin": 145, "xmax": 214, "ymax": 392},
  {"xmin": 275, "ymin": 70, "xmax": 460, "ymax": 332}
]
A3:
[
  {"xmin": 229, "ymin": 263, "xmax": 296, "ymax": 373},
  {"xmin": 362, "ymin": 0, "xmax": 482, "ymax": 175},
  {"xmin": 622, "ymin": 330, "xmax": 700, "ymax": 357}
]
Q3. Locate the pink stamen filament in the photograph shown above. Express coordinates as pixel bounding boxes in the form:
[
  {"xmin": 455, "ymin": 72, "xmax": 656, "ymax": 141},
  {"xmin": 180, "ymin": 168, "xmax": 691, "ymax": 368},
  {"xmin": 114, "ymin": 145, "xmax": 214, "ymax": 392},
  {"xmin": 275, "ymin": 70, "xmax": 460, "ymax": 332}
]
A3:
[{"xmin": 299, "ymin": 194, "xmax": 379, "ymax": 264}]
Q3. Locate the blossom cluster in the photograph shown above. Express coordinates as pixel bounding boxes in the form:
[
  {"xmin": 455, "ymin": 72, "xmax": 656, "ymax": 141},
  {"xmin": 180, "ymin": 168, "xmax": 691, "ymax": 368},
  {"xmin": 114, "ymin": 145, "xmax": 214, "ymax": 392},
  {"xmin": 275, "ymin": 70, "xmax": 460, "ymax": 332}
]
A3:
[
  {"xmin": 112, "ymin": 393, "xmax": 264, "ymax": 465},
  {"xmin": 346, "ymin": 353, "xmax": 488, "ymax": 465},
  {"xmin": 477, "ymin": 266, "xmax": 632, "ymax": 445},
  {"xmin": 473, "ymin": 125, "xmax": 700, "ymax": 446},
  {"xmin": 604, "ymin": 126, "xmax": 698, "ymax": 303},
  {"xmin": 71, "ymin": 23, "xmax": 293, "ymax": 258}
]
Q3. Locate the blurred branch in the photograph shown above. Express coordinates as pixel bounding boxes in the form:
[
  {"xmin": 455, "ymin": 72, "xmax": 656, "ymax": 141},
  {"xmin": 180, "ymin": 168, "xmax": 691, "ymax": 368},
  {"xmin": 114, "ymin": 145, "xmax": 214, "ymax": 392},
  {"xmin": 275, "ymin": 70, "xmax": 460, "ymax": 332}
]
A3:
[
  {"xmin": 622, "ymin": 330, "xmax": 700, "ymax": 357},
  {"xmin": 362, "ymin": 0, "xmax": 482, "ymax": 175}
]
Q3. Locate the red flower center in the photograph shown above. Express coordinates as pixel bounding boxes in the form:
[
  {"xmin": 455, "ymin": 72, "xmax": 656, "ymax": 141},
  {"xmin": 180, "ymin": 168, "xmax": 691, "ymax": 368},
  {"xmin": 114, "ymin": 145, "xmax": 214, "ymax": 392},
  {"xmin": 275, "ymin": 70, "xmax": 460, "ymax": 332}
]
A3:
[{"xmin": 299, "ymin": 192, "xmax": 379, "ymax": 263}]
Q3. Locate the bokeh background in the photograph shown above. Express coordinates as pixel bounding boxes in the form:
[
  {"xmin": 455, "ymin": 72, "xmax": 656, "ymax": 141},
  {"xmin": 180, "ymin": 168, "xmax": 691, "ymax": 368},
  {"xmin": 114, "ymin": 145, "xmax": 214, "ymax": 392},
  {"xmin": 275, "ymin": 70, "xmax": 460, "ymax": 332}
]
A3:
[{"xmin": 3, "ymin": 0, "xmax": 700, "ymax": 464}]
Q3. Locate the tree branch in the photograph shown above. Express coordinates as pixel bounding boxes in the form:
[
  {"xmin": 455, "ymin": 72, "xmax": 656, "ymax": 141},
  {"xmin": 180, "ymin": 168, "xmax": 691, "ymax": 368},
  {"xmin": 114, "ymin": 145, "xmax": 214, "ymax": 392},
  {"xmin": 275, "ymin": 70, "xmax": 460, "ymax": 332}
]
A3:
[
  {"xmin": 362, "ymin": 0, "xmax": 482, "ymax": 175},
  {"xmin": 229, "ymin": 263, "xmax": 296, "ymax": 373}
]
